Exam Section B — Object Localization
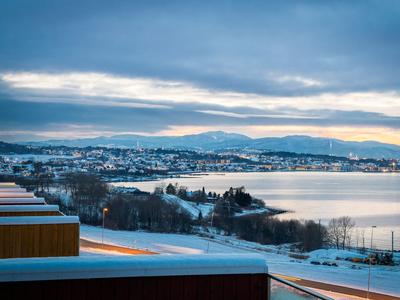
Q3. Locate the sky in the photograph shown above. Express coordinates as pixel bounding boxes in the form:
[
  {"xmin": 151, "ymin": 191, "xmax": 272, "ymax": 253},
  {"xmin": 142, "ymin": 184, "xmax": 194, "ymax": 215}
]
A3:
[{"xmin": 1, "ymin": 0, "xmax": 400, "ymax": 145}]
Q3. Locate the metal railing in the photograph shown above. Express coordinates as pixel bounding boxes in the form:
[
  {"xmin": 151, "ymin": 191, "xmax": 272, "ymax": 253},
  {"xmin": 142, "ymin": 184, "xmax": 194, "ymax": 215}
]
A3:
[{"xmin": 268, "ymin": 274, "xmax": 333, "ymax": 300}]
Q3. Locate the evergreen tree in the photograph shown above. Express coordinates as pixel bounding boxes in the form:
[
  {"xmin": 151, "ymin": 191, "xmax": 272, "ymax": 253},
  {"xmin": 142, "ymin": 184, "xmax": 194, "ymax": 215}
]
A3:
[{"xmin": 166, "ymin": 183, "xmax": 176, "ymax": 195}]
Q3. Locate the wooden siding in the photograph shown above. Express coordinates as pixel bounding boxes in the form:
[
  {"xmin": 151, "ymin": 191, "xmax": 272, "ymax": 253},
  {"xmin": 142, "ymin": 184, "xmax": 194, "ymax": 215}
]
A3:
[
  {"xmin": 0, "ymin": 274, "xmax": 269, "ymax": 300},
  {"xmin": 0, "ymin": 211, "xmax": 61, "ymax": 217},
  {"xmin": 0, "ymin": 223, "xmax": 79, "ymax": 259}
]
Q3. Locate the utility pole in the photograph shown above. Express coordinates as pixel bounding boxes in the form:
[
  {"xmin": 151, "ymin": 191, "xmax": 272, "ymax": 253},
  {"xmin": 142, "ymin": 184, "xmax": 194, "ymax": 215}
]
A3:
[
  {"xmin": 363, "ymin": 234, "xmax": 365, "ymax": 254},
  {"xmin": 318, "ymin": 219, "xmax": 321, "ymax": 247},
  {"xmin": 392, "ymin": 231, "xmax": 394, "ymax": 258},
  {"xmin": 367, "ymin": 226, "xmax": 377, "ymax": 300}
]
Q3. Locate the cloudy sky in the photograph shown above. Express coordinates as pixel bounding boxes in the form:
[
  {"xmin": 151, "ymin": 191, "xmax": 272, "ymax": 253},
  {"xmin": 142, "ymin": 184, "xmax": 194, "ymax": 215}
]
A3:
[{"xmin": 1, "ymin": 0, "xmax": 400, "ymax": 144}]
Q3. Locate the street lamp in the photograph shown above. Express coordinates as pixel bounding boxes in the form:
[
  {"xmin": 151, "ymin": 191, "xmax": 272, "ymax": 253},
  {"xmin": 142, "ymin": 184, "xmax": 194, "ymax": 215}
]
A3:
[
  {"xmin": 207, "ymin": 212, "xmax": 215, "ymax": 254},
  {"xmin": 367, "ymin": 225, "xmax": 377, "ymax": 299},
  {"xmin": 102, "ymin": 208, "xmax": 108, "ymax": 247}
]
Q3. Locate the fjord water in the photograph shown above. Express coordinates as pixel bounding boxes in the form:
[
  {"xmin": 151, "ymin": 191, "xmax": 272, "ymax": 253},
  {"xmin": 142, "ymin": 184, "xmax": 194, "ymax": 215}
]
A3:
[{"xmin": 115, "ymin": 172, "xmax": 400, "ymax": 250}]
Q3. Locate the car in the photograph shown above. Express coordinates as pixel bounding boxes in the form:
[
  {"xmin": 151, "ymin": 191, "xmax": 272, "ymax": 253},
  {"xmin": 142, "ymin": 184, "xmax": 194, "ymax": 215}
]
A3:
[{"xmin": 310, "ymin": 261, "xmax": 321, "ymax": 265}]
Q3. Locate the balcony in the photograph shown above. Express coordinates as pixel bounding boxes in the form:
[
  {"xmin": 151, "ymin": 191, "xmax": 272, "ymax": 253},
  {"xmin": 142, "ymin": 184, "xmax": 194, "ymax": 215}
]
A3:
[{"xmin": 0, "ymin": 254, "xmax": 332, "ymax": 300}]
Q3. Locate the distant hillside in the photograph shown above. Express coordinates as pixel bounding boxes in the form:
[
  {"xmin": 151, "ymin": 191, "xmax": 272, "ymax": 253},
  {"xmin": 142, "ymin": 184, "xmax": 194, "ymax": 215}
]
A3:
[
  {"xmin": 0, "ymin": 141, "xmax": 41, "ymax": 155},
  {"xmin": 248, "ymin": 136, "xmax": 400, "ymax": 159},
  {"xmin": 21, "ymin": 131, "xmax": 251, "ymax": 150},
  {"xmin": 17, "ymin": 131, "xmax": 400, "ymax": 159}
]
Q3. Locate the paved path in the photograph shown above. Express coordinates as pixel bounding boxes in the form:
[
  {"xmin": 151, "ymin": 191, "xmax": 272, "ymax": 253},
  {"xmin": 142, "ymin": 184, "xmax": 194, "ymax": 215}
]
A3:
[
  {"xmin": 273, "ymin": 274, "xmax": 400, "ymax": 300},
  {"xmin": 80, "ymin": 238, "xmax": 158, "ymax": 255}
]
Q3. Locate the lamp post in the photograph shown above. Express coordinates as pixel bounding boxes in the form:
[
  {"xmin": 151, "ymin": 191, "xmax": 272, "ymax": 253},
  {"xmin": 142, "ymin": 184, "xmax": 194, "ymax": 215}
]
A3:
[
  {"xmin": 367, "ymin": 226, "xmax": 377, "ymax": 299},
  {"xmin": 102, "ymin": 208, "xmax": 108, "ymax": 248},
  {"xmin": 207, "ymin": 212, "xmax": 215, "ymax": 253}
]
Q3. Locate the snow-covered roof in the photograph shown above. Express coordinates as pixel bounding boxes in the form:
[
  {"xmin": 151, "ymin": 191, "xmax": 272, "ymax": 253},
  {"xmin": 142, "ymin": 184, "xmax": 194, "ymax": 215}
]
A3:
[
  {"xmin": 0, "ymin": 188, "xmax": 27, "ymax": 193},
  {"xmin": 0, "ymin": 184, "xmax": 20, "ymax": 188},
  {"xmin": 0, "ymin": 192, "xmax": 35, "ymax": 198},
  {"xmin": 0, "ymin": 205, "xmax": 59, "ymax": 212},
  {"xmin": 0, "ymin": 254, "xmax": 268, "ymax": 282},
  {"xmin": 0, "ymin": 216, "xmax": 79, "ymax": 225},
  {"xmin": 0, "ymin": 198, "xmax": 45, "ymax": 204}
]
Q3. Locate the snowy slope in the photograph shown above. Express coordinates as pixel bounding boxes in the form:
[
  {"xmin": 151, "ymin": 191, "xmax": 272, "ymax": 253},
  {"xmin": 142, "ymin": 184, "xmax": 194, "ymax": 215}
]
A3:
[
  {"xmin": 161, "ymin": 194, "xmax": 202, "ymax": 218},
  {"xmin": 80, "ymin": 225, "xmax": 400, "ymax": 297},
  {"xmin": 161, "ymin": 194, "xmax": 266, "ymax": 219}
]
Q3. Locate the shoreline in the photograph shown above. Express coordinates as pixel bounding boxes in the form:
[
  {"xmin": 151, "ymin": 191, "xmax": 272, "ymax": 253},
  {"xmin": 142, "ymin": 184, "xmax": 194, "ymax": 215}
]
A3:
[{"xmin": 100, "ymin": 169, "xmax": 400, "ymax": 183}]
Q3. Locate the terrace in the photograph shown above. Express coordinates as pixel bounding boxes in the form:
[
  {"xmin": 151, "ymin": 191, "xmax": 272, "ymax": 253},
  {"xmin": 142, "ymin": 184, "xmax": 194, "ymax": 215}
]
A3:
[{"xmin": 0, "ymin": 182, "xmax": 331, "ymax": 299}]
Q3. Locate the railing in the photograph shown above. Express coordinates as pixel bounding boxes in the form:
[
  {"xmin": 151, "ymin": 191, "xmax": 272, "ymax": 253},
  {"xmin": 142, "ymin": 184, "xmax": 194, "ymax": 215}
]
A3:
[{"xmin": 268, "ymin": 274, "xmax": 333, "ymax": 300}]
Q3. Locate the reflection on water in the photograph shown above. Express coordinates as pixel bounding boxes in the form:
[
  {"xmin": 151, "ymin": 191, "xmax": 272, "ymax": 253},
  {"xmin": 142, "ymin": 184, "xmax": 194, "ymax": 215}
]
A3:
[
  {"xmin": 269, "ymin": 276, "xmax": 325, "ymax": 299},
  {"xmin": 271, "ymin": 283, "xmax": 320, "ymax": 299},
  {"xmin": 114, "ymin": 172, "xmax": 400, "ymax": 250}
]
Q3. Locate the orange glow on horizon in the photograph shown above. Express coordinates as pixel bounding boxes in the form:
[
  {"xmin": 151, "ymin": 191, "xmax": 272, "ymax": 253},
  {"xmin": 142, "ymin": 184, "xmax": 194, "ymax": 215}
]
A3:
[
  {"xmin": 158, "ymin": 125, "xmax": 400, "ymax": 146},
  {"xmin": 3, "ymin": 126, "xmax": 400, "ymax": 146}
]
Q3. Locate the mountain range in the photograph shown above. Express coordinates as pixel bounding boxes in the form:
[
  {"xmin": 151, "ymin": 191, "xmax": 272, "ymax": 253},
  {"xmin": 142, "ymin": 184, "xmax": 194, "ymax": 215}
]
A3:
[{"xmin": 20, "ymin": 131, "xmax": 400, "ymax": 159}]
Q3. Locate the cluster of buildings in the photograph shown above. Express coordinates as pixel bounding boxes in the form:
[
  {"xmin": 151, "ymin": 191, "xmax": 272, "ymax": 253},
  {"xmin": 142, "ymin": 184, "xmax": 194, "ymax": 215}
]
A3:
[
  {"xmin": 0, "ymin": 146, "xmax": 399, "ymax": 180},
  {"xmin": 255, "ymin": 154, "xmax": 399, "ymax": 172}
]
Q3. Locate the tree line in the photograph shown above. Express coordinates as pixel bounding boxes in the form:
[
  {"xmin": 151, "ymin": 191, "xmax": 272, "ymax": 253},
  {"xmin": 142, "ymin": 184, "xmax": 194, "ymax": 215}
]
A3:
[
  {"xmin": 209, "ymin": 208, "xmax": 326, "ymax": 252},
  {"xmin": 24, "ymin": 173, "xmax": 194, "ymax": 234},
  {"xmin": 7, "ymin": 173, "xmax": 360, "ymax": 252}
]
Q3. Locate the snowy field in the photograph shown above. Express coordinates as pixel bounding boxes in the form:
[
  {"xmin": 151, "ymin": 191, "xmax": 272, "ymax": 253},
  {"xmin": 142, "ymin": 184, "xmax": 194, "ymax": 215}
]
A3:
[{"xmin": 80, "ymin": 224, "xmax": 400, "ymax": 297}]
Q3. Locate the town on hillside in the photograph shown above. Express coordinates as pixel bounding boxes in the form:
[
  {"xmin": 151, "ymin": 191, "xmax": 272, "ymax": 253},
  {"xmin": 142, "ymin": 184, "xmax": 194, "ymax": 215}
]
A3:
[{"xmin": 0, "ymin": 142, "xmax": 399, "ymax": 181}]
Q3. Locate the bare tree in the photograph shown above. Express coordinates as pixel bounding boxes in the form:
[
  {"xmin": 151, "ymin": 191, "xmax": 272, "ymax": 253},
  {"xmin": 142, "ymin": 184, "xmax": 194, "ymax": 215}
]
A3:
[
  {"xmin": 327, "ymin": 218, "xmax": 341, "ymax": 249},
  {"xmin": 327, "ymin": 216, "xmax": 356, "ymax": 250},
  {"xmin": 154, "ymin": 182, "xmax": 165, "ymax": 194},
  {"xmin": 339, "ymin": 216, "xmax": 355, "ymax": 250},
  {"xmin": 178, "ymin": 186, "xmax": 188, "ymax": 199}
]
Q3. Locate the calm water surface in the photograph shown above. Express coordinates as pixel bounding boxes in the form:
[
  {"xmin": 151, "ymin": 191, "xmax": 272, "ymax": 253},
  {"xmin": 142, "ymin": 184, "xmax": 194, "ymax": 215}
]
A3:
[{"xmin": 114, "ymin": 172, "xmax": 400, "ymax": 250}]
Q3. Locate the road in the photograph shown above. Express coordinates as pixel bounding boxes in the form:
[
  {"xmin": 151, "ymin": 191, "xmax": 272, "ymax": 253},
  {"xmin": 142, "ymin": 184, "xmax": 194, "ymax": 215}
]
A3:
[
  {"xmin": 273, "ymin": 273, "xmax": 400, "ymax": 300},
  {"xmin": 80, "ymin": 238, "xmax": 158, "ymax": 255}
]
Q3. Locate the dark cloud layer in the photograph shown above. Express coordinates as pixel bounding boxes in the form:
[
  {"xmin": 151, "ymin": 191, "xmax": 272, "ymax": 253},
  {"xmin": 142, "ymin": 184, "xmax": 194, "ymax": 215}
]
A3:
[
  {"xmin": 1, "ymin": 1, "xmax": 400, "ymax": 95},
  {"xmin": 1, "ymin": 1, "xmax": 400, "ymax": 142},
  {"xmin": 1, "ymin": 97, "xmax": 399, "ymax": 139}
]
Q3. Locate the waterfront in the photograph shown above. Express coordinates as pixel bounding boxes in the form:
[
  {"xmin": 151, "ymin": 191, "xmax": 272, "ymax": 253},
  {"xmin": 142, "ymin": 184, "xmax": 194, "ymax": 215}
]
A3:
[{"xmin": 114, "ymin": 172, "xmax": 400, "ymax": 251}]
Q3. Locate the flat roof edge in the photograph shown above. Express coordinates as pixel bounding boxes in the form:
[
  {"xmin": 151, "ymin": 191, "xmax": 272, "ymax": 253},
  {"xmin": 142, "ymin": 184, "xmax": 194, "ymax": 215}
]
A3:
[
  {"xmin": 0, "ymin": 205, "xmax": 59, "ymax": 212},
  {"xmin": 0, "ymin": 254, "xmax": 268, "ymax": 282},
  {"xmin": 0, "ymin": 193, "xmax": 35, "ymax": 198},
  {"xmin": 0, "ymin": 216, "xmax": 79, "ymax": 225},
  {"xmin": 0, "ymin": 198, "xmax": 45, "ymax": 203}
]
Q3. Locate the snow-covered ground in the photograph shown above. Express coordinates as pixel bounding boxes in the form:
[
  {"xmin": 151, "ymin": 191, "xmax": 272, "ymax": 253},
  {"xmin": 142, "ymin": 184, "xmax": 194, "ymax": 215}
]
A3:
[
  {"xmin": 310, "ymin": 249, "xmax": 366, "ymax": 261},
  {"xmin": 161, "ymin": 194, "xmax": 204, "ymax": 218},
  {"xmin": 161, "ymin": 194, "xmax": 275, "ymax": 219},
  {"xmin": 80, "ymin": 224, "xmax": 400, "ymax": 297}
]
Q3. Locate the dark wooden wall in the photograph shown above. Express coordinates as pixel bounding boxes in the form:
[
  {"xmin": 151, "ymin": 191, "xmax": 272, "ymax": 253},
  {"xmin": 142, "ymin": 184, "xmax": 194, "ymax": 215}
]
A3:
[
  {"xmin": 0, "ymin": 274, "xmax": 269, "ymax": 300},
  {"xmin": 0, "ymin": 223, "xmax": 79, "ymax": 259}
]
